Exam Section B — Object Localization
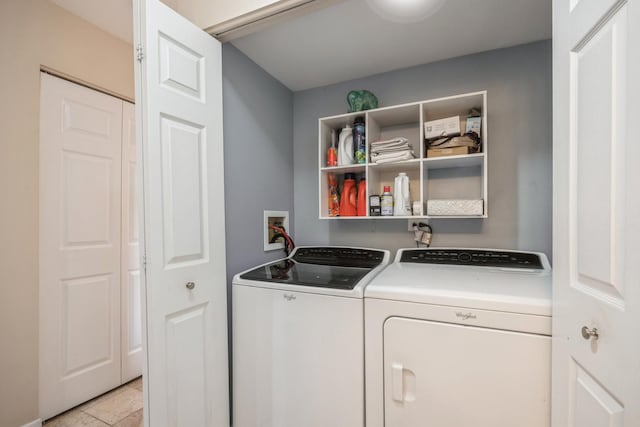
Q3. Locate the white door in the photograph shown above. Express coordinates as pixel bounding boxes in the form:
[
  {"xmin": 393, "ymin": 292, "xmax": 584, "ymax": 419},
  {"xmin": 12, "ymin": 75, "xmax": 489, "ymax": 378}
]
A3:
[
  {"xmin": 121, "ymin": 101, "xmax": 143, "ymax": 382},
  {"xmin": 552, "ymin": 0, "xmax": 640, "ymax": 426},
  {"xmin": 39, "ymin": 73, "xmax": 123, "ymax": 419},
  {"xmin": 134, "ymin": 0, "xmax": 229, "ymax": 426},
  {"xmin": 384, "ymin": 317, "xmax": 550, "ymax": 427}
]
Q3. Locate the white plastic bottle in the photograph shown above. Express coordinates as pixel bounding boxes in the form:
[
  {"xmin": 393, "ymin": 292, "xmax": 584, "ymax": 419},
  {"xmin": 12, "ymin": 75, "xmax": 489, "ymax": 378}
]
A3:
[
  {"xmin": 393, "ymin": 172, "xmax": 411, "ymax": 216},
  {"xmin": 337, "ymin": 124, "xmax": 354, "ymax": 166},
  {"xmin": 381, "ymin": 186, "xmax": 394, "ymax": 216}
]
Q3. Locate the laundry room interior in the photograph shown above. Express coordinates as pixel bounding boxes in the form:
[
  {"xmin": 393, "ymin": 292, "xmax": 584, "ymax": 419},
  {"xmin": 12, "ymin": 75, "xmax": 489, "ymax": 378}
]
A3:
[
  {"xmin": 223, "ymin": 0, "xmax": 552, "ymax": 275},
  {"xmin": 2, "ymin": 0, "xmax": 637, "ymax": 427}
]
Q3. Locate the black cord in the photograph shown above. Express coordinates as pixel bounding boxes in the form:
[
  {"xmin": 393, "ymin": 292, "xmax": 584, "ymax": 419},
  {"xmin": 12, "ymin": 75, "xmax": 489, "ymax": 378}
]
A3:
[
  {"xmin": 269, "ymin": 225, "xmax": 295, "ymax": 256},
  {"xmin": 418, "ymin": 222, "xmax": 433, "ymax": 234},
  {"xmin": 269, "ymin": 233, "xmax": 285, "ymax": 244}
]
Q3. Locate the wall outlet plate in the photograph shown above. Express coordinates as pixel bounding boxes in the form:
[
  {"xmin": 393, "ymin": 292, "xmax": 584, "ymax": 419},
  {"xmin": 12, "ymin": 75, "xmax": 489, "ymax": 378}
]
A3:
[{"xmin": 264, "ymin": 210, "xmax": 290, "ymax": 251}]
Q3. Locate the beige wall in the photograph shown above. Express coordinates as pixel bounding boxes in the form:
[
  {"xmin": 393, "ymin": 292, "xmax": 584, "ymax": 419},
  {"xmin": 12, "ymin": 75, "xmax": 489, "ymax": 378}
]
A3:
[
  {"xmin": 173, "ymin": 0, "xmax": 285, "ymax": 29},
  {"xmin": 171, "ymin": 0, "xmax": 341, "ymax": 39},
  {"xmin": 0, "ymin": 1, "xmax": 134, "ymax": 425}
]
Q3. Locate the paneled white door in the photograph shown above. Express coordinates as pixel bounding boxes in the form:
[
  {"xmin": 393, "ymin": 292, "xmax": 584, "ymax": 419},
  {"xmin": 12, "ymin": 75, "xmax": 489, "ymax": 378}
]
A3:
[
  {"xmin": 134, "ymin": 0, "xmax": 229, "ymax": 426},
  {"xmin": 121, "ymin": 101, "xmax": 143, "ymax": 383},
  {"xmin": 39, "ymin": 73, "xmax": 123, "ymax": 419},
  {"xmin": 552, "ymin": 0, "xmax": 640, "ymax": 425}
]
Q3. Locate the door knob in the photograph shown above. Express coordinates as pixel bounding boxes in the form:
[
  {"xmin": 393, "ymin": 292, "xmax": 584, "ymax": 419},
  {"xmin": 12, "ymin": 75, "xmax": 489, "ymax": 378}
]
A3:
[
  {"xmin": 185, "ymin": 281, "xmax": 195, "ymax": 290},
  {"xmin": 581, "ymin": 326, "xmax": 599, "ymax": 341}
]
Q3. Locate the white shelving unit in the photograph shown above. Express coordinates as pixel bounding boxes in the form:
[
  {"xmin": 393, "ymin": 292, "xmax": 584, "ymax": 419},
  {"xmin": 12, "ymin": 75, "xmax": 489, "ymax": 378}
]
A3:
[{"xmin": 318, "ymin": 91, "xmax": 488, "ymax": 220}]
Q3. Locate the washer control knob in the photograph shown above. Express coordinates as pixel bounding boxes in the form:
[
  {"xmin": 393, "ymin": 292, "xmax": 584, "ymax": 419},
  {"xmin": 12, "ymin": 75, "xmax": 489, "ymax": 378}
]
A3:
[{"xmin": 458, "ymin": 252, "xmax": 472, "ymax": 262}]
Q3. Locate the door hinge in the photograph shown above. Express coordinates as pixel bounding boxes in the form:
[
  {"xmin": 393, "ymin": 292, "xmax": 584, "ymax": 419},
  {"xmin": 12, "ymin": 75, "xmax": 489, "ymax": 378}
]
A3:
[
  {"xmin": 136, "ymin": 44, "xmax": 144, "ymax": 62},
  {"xmin": 142, "ymin": 254, "xmax": 147, "ymax": 269}
]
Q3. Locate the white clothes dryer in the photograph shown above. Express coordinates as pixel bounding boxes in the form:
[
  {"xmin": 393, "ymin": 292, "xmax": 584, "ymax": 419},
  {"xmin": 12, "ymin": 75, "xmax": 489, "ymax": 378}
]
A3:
[{"xmin": 364, "ymin": 248, "xmax": 552, "ymax": 427}]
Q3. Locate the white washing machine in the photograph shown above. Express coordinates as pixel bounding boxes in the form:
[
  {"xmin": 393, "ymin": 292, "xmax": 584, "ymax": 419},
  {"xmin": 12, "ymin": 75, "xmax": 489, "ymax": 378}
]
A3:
[
  {"xmin": 233, "ymin": 246, "xmax": 390, "ymax": 427},
  {"xmin": 364, "ymin": 248, "xmax": 552, "ymax": 427}
]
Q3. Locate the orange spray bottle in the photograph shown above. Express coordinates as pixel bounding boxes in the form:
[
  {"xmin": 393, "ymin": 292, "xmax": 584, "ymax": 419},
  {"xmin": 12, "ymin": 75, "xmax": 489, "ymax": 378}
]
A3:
[{"xmin": 327, "ymin": 129, "xmax": 338, "ymax": 167}]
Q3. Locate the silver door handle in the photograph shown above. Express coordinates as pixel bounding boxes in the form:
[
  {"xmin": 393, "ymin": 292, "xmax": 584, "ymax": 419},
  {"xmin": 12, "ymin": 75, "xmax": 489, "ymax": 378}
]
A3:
[
  {"xmin": 581, "ymin": 326, "xmax": 599, "ymax": 341},
  {"xmin": 185, "ymin": 281, "xmax": 195, "ymax": 290}
]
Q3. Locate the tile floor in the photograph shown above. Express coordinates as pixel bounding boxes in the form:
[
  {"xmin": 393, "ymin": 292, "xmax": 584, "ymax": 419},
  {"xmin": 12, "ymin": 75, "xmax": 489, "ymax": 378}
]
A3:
[{"xmin": 44, "ymin": 377, "xmax": 143, "ymax": 427}]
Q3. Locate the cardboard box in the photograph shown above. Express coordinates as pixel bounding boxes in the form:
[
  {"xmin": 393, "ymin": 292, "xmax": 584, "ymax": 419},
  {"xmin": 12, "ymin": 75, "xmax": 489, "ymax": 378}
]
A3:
[
  {"xmin": 424, "ymin": 116, "xmax": 460, "ymax": 139},
  {"xmin": 427, "ymin": 199, "xmax": 484, "ymax": 216},
  {"xmin": 427, "ymin": 146, "xmax": 470, "ymax": 158}
]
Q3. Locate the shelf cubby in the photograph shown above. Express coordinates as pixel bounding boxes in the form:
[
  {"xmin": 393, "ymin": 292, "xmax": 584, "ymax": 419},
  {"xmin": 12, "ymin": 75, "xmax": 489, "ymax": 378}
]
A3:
[{"xmin": 318, "ymin": 91, "xmax": 488, "ymax": 219}]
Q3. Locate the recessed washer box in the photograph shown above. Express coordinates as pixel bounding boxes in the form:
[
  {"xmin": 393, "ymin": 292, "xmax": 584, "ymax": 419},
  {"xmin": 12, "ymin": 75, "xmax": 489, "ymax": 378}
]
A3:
[{"xmin": 264, "ymin": 210, "xmax": 290, "ymax": 251}]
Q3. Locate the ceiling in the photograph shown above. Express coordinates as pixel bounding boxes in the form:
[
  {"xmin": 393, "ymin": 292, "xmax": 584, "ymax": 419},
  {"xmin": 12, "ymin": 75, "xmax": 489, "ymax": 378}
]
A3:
[
  {"xmin": 232, "ymin": 0, "xmax": 551, "ymax": 91},
  {"xmin": 49, "ymin": 0, "xmax": 551, "ymax": 92},
  {"xmin": 50, "ymin": 0, "xmax": 135, "ymax": 43}
]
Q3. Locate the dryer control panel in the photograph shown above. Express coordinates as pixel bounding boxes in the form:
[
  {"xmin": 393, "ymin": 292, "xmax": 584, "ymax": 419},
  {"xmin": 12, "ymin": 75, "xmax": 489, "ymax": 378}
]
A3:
[{"xmin": 400, "ymin": 249, "xmax": 544, "ymax": 269}]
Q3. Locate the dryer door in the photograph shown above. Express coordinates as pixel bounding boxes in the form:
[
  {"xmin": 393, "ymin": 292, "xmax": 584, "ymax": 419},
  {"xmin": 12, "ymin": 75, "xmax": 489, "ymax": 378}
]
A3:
[{"xmin": 383, "ymin": 317, "xmax": 550, "ymax": 427}]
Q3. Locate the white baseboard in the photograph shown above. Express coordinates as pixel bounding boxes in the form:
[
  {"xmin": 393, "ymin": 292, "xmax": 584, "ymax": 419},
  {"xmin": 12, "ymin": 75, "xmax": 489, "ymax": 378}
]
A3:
[{"xmin": 21, "ymin": 419, "xmax": 42, "ymax": 427}]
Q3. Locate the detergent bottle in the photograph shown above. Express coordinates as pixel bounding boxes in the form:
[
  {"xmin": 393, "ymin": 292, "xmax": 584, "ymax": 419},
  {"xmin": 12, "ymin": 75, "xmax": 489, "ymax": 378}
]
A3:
[
  {"xmin": 353, "ymin": 117, "xmax": 366, "ymax": 164},
  {"xmin": 393, "ymin": 172, "xmax": 411, "ymax": 216},
  {"xmin": 381, "ymin": 186, "xmax": 393, "ymax": 216},
  {"xmin": 357, "ymin": 175, "xmax": 367, "ymax": 216},
  {"xmin": 339, "ymin": 173, "xmax": 357, "ymax": 216},
  {"xmin": 337, "ymin": 125, "xmax": 354, "ymax": 166}
]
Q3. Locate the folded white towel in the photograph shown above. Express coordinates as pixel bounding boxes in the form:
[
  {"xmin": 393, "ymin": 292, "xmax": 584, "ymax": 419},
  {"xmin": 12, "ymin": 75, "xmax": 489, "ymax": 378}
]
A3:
[
  {"xmin": 370, "ymin": 137, "xmax": 409, "ymax": 148},
  {"xmin": 371, "ymin": 143, "xmax": 412, "ymax": 154},
  {"xmin": 370, "ymin": 149, "xmax": 414, "ymax": 159},
  {"xmin": 372, "ymin": 150, "xmax": 416, "ymax": 164}
]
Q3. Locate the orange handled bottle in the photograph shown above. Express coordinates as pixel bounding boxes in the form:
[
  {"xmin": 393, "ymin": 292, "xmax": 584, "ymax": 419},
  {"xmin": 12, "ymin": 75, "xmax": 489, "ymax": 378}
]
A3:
[
  {"xmin": 357, "ymin": 176, "xmax": 367, "ymax": 216},
  {"xmin": 339, "ymin": 173, "xmax": 357, "ymax": 216}
]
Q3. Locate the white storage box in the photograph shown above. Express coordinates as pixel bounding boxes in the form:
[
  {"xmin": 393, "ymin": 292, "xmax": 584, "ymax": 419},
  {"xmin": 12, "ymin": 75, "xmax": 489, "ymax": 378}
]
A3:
[
  {"xmin": 424, "ymin": 116, "xmax": 461, "ymax": 139},
  {"xmin": 427, "ymin": 199, "xmax": 484, "ymax": 216}
]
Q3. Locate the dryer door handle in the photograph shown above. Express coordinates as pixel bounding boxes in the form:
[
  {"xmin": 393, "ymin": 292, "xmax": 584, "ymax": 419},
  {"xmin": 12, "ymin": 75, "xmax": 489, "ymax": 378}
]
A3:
[{"xmin": 391, "ymin": 363, "xmax": 404, "ymax": 402}]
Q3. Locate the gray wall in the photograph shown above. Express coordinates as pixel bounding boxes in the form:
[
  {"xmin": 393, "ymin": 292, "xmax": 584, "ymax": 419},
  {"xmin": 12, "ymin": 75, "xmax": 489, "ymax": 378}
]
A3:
[
  {"xmin": 293, "ymin": 40, "xmax": 552, "ymax": 258},
  {"xmin": 222, "ymin": 43, "xmax": 294, "ymax": 286}
]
